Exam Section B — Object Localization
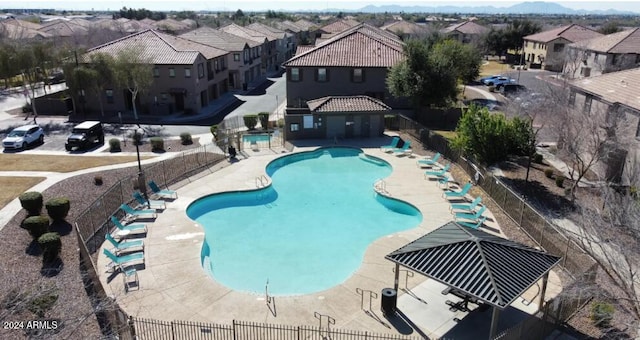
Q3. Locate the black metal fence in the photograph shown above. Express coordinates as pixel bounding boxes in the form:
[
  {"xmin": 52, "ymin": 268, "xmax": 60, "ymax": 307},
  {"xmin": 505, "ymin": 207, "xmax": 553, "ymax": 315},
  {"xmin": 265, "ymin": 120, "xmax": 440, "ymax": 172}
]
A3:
[{"xmin": 131, "ymin": 317, "xmax": 423, "ymax": 340}]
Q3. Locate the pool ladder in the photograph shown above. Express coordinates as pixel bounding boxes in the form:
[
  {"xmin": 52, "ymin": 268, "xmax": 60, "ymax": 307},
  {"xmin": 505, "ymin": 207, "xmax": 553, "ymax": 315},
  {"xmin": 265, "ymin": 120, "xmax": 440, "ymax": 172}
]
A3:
[
  {"xmin": 374, "ymin": 179, "xmax": 388, "ymax": 195},
  {"xmin": 255, "ymin": 175, "xmax": 268, "ymax": 188}
]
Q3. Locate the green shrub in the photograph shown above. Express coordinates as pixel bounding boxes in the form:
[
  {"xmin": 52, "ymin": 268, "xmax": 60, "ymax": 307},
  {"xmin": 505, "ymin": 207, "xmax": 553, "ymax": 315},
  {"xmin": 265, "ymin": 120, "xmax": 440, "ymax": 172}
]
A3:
[
  {"xmin": 533, "ymin": 153, "xmax": 543, "ymax": 164},
  {"xmin": 109, "ymin": 138, "xmax": 121, "ymax": 152},
  {"xmin": 27, "ymin": 287, "xmax": 58, "ymax": 318},
  {"xmin": 150, "ymin": 137, "xmax": 164, "ymax": 152},
  {"xmin": 180, "ymin": 132, "xmax": 193, "ymax": 145},
  {"xmin": 45, "ymin": 198, "xmax": 70, "ymax": 222},
  {"xmin": 94, "ymin": 175, "xmax": 103, "ymax": 186},
  {"xmin": 19, "ymin": 191, "xmax": 43, "ymax": 216},
  {"xmin": 544, "ymin": 169, "xmax": 554, "ymax": 178},
  {"xmin": 130, "ymin": 131, "xmax": 143, "ymax": 145},
  {"xmin": 210, "ymin": 125, "xmax": 218, "ymax": 139},
  {"xmin": 38, "ymin": 232, "xmax": 61, "ymax": 265},
  {"xmin": 258, "ymin": 112, "xmax": 270, "ymax": 129},
  {"xmin": 555, "ymin": 175, "xmax": 565, "ymax": 188},
  {"xmin": 22, "ymin": 215, "xmax": 50, "ymax": 239},
  {"xmin": 277, "ymin": 118, "xmax": 284, "ymax": 128},
  {"xmin": 591, "ymin": 301, "xmax": 614, "ymax": 328},
  {"xmin": 243, "ymin": 114, "xmax": 258, "ymax": 130}
]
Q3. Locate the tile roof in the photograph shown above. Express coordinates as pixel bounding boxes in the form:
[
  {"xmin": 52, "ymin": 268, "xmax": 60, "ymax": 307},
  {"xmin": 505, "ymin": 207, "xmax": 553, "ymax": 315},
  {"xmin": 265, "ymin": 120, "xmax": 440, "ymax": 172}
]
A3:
[
  {"xmin": 524, "ymin": 24, "xmax": 603, "ymax": 43},
  {"xmin": 247, "ymin": 23, "xmax": 287, "ymax": 39},
  {"xmin": 295, "ymin": 45, "xmax": 314, "ymax": 54},
  {"xmin": 570, "ymin": 28, "xmax": 640, "ymax": 54},
  {"xmin": 38, "ymin": 20, "xmax": 88, "ymax": 37},
  {"xmin": 381, "ymin": 20, "xmax": 429, "ymax": 36},
  {"xmin": 307, "ymin": 96, "xmax": 392, "ymax": 112},
  {"xmin": 179, "ymin": 26, "xmax": 259, "ymax": 52},
  {"xmin": 283, "ymin": 23, "xmax": 404, "ymax": 68},
  {"xmin": 441, "ymin": 21, "xmax": 488, "ymax": 35},
  {"xmin": 319, "ymin": 19, "xmax": 360, "ymax": 34},
  {"xmin": 85, "ymin": 29, "xmax": 226, "ymax": 65},
  {"xmin": 0, "ymin": 21, "xmax": 50, "ymax": 39},
  {"xmin": 219, "ymin": 23, "xmax": 271, "ymax": 43},
  {"xmin": 1, "ymin": 18, "xmax": 41, "ymax": 30},
  {"xmin": 570, "ymin": 68, "xmax": 640, "ymax": 111},
  {"xmin": 153, "ymin": 18, "xmax": 191, "ymax": 31},
  {"xmin": 294, "ymin": 19, "xmax": 317, "ymax": 30},
  {"xmin": 274, "ymin": 20, "xmax": 302, "ymax": 33}
]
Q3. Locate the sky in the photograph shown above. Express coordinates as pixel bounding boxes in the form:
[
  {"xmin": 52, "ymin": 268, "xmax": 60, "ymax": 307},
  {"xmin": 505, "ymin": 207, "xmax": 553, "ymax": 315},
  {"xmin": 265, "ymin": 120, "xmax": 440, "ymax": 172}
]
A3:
[{"xmin": 3, "ymin": 0, "xmax": 640, "ymax": 13}]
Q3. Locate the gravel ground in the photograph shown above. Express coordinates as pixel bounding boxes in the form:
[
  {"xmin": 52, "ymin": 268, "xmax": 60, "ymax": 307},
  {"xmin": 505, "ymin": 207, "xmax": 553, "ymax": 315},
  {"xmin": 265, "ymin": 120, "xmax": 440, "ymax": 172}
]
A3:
[{"xmin": 0, "ymin": 138, "xmax": 202, "ymax": 339}]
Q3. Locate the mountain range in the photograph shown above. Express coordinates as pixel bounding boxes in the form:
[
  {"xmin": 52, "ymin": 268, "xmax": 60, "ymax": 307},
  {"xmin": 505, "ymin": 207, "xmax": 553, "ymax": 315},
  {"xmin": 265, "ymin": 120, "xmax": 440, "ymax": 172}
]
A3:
[{"xmin": 330, "ymin": 2, "xmax": 637, "ymax": 15}]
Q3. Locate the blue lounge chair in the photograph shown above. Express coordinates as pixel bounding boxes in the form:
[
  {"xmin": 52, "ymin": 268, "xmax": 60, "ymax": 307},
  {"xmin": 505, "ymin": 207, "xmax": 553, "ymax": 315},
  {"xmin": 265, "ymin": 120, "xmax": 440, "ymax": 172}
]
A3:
[
  {"xmin": 424, "ymin": 163, "xmax": 450, "ymax": 179},
  {"xmin": 457, "ymin": 216, "xmax": 487, "ymax": 230},
  {"xmin": 103, "ymin": 248, "xmax": 145, "ymax": 268},
  {"xmin": 380, "ymin": 137, "xmax": 400, "ymax": 152},
  {"xmin": 133, "ymin": 192, "xmax": 166, "ymax": 210},
  {"xmin": 393, "ymin": 140, "xmax": 412, "ymax": 156},
  {"xmin": 455, "ymin": 206, "xmax": 487, "ymax": 222},
  {"xmin": 450, "ymin": 196, "xmax": 482, "ymax": 213},
  {"xmin": 148, "ymin": 180, "xmax": 178, "ymax": 199},
  {"xmin": 110, "ymin": 216, "xmax": 147, "ymax": 235},
  {"xmin": 105, "ymin": 233, "xmax": 144, "ymax": 255},
  {"xmin": 417, "ymin": 153, "xmax": 441, "ymax": 167},
  {"xmin": 444, "ymin": 182, "xmax": 473, "ymax": 200},
  {"xmin": 120, "ymin": 204, "xmax": 157, "ymax": 220}
]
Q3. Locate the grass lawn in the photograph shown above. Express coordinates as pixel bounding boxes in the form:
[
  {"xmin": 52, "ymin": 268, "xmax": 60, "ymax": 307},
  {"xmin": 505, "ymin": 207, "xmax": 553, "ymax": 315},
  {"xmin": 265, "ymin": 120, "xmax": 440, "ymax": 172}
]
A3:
[
  {"xmin": 433, "ymin": 130, "xmax": 457, "ymax": 141},
  {"xmin": 0, "ymin": 154, "xmax": 151, "ymax": 172},
  {"xmin": 0, "ymin": 177, "xmax": 46, "ymax": 209},
  {"xmin": 480, "ymin": 60, "xmax": 512, "ymax": 77}
]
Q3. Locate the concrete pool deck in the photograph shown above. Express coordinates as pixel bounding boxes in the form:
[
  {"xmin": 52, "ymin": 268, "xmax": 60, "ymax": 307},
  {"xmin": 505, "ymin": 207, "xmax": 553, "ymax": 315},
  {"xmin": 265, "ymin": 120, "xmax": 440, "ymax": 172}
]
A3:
[{"xmin": 97, "ymin": 139, "xmax": 563, "ymax": 339}]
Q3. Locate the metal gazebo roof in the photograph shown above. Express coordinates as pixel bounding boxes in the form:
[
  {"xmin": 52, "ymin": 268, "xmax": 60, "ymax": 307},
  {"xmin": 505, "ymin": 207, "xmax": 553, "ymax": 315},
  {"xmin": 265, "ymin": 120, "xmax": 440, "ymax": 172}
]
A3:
[{"xmin": 386, "ymin": 221, "xmax": 561, "ymax": 309}]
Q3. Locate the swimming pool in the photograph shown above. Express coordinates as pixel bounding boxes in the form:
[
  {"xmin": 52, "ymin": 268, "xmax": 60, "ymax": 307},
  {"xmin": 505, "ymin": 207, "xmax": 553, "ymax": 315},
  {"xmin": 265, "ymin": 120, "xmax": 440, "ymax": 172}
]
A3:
[
  {"xmin": 243, "ymin": 134, "xmax": 271, "ymax": 143},
  {"xmin": 187, "ymin": 147, "xmax": 422, "ymax": 295}
]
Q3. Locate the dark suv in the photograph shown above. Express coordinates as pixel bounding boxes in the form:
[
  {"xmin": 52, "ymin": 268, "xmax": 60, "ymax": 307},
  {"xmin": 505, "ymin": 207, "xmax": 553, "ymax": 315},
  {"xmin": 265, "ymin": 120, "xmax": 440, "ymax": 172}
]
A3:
[{"xmin": 65, "ymin": 121, "xmax": 104, "ymax": 151}]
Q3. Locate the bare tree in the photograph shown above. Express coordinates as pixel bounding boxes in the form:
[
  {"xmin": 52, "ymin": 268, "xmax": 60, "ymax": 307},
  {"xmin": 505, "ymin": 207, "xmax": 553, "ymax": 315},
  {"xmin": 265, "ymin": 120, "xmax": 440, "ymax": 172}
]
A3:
[{"xmin": 113, "ymin": 47, "xmax": 153, "ymax": 121}]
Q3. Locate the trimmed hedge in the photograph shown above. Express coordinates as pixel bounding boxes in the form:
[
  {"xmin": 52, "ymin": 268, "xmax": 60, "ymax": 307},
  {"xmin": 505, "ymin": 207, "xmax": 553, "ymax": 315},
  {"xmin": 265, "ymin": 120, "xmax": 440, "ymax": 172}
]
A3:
[
  {"xmin": 19, "ymin": 191, "xmax": 43, "ymax": 216},
  {"xmin": 544, "ymin": 169, "xmax": 554, "ymax": 178},
  {"xmin": 555, "ymin": 175, "xmax": 565, "ymax": 188},
  {"xmin": 243, "ymin": 114, "xmax": 258, "ymax": 130},
  {"xmin": 22, "ymin": 215, "xmax": 50, "ymax": 240},
  {"xmin": 150, "ymin": 137, "xmax": 164, "ymax": 152},
  {"xmin": 180, "ymin": 132, "xmax": 193, "ymax": 145},
  {"xmin": 38, "ymin": 232, "xmax": 62, "ymax": 265},
  {"xmin": 258, "ymin": 112, "xmax": 270, "ymax": 129},
  {"xmin": 45, "ymin": 197, "xmax": 70, "ymax": 222},
  {"xmin": 109, "ymin": 138, "xmax": 121, "ymax": 152}
]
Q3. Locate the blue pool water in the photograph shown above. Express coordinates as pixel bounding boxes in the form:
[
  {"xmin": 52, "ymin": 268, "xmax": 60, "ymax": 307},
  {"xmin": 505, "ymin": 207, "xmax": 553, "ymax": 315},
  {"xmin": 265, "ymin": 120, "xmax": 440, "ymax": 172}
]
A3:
[
  {"xmin": 187, "ymin": 147, "xmax": 422, "ymax": 295},
  {"xmin": 243, "ymin": 134, "xmax": 271, "ymax": 143}
]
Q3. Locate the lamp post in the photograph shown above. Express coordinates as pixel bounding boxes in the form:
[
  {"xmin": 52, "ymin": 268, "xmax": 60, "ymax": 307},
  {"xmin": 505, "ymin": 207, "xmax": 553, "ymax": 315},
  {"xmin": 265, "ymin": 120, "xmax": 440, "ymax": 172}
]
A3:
[{"xmin": 134, "ymin": 128, "xmax": 149, "ymax": 208}]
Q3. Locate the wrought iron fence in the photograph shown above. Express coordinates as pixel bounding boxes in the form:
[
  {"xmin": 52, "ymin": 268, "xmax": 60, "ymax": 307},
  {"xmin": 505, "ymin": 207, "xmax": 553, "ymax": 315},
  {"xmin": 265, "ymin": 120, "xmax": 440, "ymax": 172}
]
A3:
[{"xmin": 130, "ymin": 317, "xmax": 423, "ymax": 340}]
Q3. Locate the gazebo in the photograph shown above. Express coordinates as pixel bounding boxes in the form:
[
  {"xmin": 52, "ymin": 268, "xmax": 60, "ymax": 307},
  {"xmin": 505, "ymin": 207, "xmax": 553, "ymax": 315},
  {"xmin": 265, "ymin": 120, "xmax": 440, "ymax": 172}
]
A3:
[{"xmin": 386, "ymin": 221, "xmax": 561, "ymax": 339}]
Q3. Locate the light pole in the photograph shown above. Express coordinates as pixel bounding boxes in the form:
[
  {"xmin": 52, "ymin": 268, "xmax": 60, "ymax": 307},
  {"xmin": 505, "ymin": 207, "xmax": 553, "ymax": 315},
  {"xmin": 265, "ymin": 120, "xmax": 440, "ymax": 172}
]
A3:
[{"xmin": 134, "ymin": 128, "xmax": 149, "ymax": 208}]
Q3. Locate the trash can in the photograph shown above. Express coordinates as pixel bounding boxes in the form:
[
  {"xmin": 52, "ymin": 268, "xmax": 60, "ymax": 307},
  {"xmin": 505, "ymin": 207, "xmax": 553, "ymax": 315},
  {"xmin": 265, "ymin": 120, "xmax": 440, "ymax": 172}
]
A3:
[{"xmin": 381, "ymin": 288, "xmax": 397, "ymax": 316}]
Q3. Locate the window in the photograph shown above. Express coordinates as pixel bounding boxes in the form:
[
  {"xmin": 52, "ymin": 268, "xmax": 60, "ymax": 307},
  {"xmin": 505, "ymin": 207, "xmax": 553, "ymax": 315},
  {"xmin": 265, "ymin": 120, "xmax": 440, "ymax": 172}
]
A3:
[
  {"xmin": 184, "ymin": 68, "xmax": 191, "ymax": 78},
  {"xmin": 169, "ymin": 68, "xmax": 175, "ymax": 78},
  {"xmin": 583, "ymin": 96, "xmax": 592, "ymax": 114},
  {"xmin": 553, "ymin": 43, "xmax": 565, "ymax": 53},
  {"xmin": 533, "ymin": 42, "xmax": 537, "ymax": 49},
  {"xmin": 636, "ymin": 54, "xmax": 640, "ymax": 64},
  {"xmin": 290, "ymin": 123, "xmax": 299, "ymax": 132},
  {"xmin": 105, "ymin": 89, "xmax": 114, "ymax": 104},
  {"xmin": 352, "ymin": 68, "xmax": 363, "ymax": 83},
  {"xmin": 568, "ymin": 91, "xmax": 576, "ymax": 106},
  {"xmin": 214, "ymin": 59, "xmax": 219, "ymax": 72},
  {"xmin": 303, "ymin": 115, "xmax": 313, "ymax": 129},
  {"xmin": 153, "ymin": 67, "xmax": 160, "ymax": 77},
  {"xmin": 234, "ymin": 53, "xmax": 240, "ymax": 61},
  {"xmin": 316, "ymin": 68, "xmax": 327, "ymax": 82},
  {"xmin": 198, "ymin": 63, "xmax": 204, "ymax": 78},
  {"xmin": 290, "ymin": 68, "xmax": 300, "ymax": 82}
]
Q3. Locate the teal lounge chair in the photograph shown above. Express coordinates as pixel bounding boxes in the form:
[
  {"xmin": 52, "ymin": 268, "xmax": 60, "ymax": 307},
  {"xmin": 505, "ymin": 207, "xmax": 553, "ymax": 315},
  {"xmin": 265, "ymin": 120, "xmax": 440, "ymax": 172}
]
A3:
[
  {"xmin": 103, "ymin": 248, "xmax": 145, "ymax": 268},
  {"xmin": 417, "ymin": 153, "xmax": 441, "ymax": 167},
  {"xmin": 424, "ymin": 163, "xmax": 451, "ymax": 179},
  {"xmin": 393, "ymin": 140, "xmax": 412, "ymax": 156},
  {"xmin": 450, "ymin": 196, "xmax": 482, "ymax": 213},
  {"xmin": 120, "ymin": 204, "xmax": 157, "ymax": 220},
  {"xmin": 457, "ymin": 216, "xmax": 487, "ymax": 230},
  {"xmin": 148, "ymin": 180, "xmax": 178, "ymax": 199},
  {"xmin": 444, "ymin": 182, "xmax": 473, "ymax": 200},
  {"xmin": 105, "ymin": 233, "xmax": 144, "ymax": 255},
  {"xmin": 110, "ymin": 216, "xmax": 147, "ymax": 235},
  {"xmin": 455, "ymin": 206, "xmax": 487, "ymax": 222},
  {"xmin": 133, "ymin": 192, "xmax": 166, "ymax": 210},
  {"xmin": 380, "ymin": 137, "xmax": 400, "ymax": 152}
]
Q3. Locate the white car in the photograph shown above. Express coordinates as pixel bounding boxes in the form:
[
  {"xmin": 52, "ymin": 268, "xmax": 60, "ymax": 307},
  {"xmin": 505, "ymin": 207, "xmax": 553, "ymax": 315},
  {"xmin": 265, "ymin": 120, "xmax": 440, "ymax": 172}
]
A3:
[{"xmin": 2, "ymin": 125, "xmax": 45, "ymax": 150}]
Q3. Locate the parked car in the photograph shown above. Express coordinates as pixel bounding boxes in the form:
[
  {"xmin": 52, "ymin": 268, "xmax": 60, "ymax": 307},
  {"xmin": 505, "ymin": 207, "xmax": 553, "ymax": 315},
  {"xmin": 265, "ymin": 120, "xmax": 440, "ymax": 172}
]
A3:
[
  {"xmin": 45, "ymin": 72, "xmax": 65, "ymax": 85},
  {"xmin": 65, "ymin": 121, "xmax": 104, "ymax": 151},
  {"xmin": 2, "ymin": 124, "xmax": 44, "ymax": 150},
  {"xmin": 479, "ymin": 75, "xmax": 503, "ymax": 85},
  {"xmin": 500, "ymin": 84, "xmax": 527, "ymax": 96},
  {"xmin": 492, "ymin": 77, "xmax": 517, "ymax": 89}
]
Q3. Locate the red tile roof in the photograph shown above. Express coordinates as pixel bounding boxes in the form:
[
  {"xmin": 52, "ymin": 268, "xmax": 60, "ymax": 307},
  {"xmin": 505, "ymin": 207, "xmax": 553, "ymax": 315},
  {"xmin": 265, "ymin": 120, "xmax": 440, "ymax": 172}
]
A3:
[
  {"xmin": 441, "ymin": 21, "xmax": 488, "ymax": 35},
  {"xmin": 180, "ymin": 26, "xmax": 260, "ymax": 52},
  {"xmin": 570, "ymin": 28, "xmax": 640, "ymax": 54},
  {"xmin": 284, "ymin": 23, "xmax": 404, "ymax": 68},
  {"xmin": 524, "ymin": 24, "xmax": 602, "ymax": 43},
  {"xmin": 307, "ymin": 96, "xmax": 392, "ymax": 112},
  {"xmin": 319, "ymin": 19, "xmax": 360, "ymax": 34},
  {"xmin": 219, "ymin": 23, "xmax": 270, "ymax": 43},
  {"xmin": 570, "ymin": 68, "xmax": 640, "ymax": 111},
  {"xmin": 382, "ymin": 21, "xmax": 429, "ymax": 35}
]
